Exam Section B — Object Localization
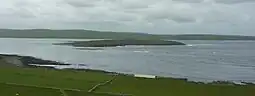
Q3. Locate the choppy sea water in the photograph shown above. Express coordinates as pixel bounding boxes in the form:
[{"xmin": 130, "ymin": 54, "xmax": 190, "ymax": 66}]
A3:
[{"xmin": 0, "ymin": 38, "xmax": 255, "ymax": 83}]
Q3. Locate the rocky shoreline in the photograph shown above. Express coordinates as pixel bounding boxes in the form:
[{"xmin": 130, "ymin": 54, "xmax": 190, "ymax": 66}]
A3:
[{"xmin": 0, "ymin": 54, "xmax": 71, "ymax": 68}]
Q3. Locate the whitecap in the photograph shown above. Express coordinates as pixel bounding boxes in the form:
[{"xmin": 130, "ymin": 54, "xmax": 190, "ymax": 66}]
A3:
[
  {"xmin": 187, "ymin": 44, "xmax": 194, "ymax": 47},
  {"xmin": 133, "ymin": 50, "xmax": 149, "ymax": 53}
]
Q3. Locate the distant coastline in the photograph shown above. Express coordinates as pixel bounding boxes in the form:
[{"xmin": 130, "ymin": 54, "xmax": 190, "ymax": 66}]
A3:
[{"xmin": 0, "ymin": 29, "xmax": 255, "ymax": 40}]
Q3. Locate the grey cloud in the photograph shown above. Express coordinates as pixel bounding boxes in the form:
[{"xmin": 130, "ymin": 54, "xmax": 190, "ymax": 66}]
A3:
[
  {"xmin": 172, "ymin": 0, "xmax": 255, "ymax": 4},
  {"xmin": 145, "ymin": 12, "xmax": 196, "ymax": 23},
  {"xmin": 64, "ymin": 0, "xmax": 98, "ymax": 7},
  {"xmin": 0, "ymin": 0, "xmax": 255, "ymax": 35},
  {"xmin": 115, "ymin": 0, "xmax": 151, "ymax": 9},
  {"xmin": 170, "ymin": 16, "xmax": 197, "ymax": 23},
  {"xmin": 172, "ymin": 0, "xmax": 204, "ymax": 3},
  {"xmin": 12, "ymin": 7, "xmax": 37, "ymax": 18},
  {"xmin": 66, "ymin": 2, "xmax": 95, "ymax": 7},
  {"xmin": 0, "ymin": 7, "xmax": 35, "ymax": 19},
  {"xmin": 141, "ymin": 3, "xmax": 197, "ymax": 23},
  {"xmin": 214, "ymin": 0, "xmax": 255, "ymax": 4}
]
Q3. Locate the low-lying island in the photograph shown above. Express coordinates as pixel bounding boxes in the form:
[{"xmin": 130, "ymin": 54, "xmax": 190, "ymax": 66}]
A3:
[{"xmin": 56, "ymin": 39, "xmax": 186, "ymax": 47}]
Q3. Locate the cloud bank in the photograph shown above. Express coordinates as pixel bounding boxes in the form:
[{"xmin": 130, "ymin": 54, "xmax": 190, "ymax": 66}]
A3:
[{"xmin": 0, "ymin": 0, "xmax": 254, "ymax": 35}]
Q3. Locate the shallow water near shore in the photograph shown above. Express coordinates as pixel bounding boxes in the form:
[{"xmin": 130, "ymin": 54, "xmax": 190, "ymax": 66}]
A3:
[{"xmin": 0, "ymin": 38, "xmax": 255, "ymax": 83}]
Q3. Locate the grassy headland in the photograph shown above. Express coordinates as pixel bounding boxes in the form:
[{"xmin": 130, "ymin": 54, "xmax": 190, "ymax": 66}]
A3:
[{"xmin": 56, "ymin": 39, "xmax": 186, "ymax": 47}]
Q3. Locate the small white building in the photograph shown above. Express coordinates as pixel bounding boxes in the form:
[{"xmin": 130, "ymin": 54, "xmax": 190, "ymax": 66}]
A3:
[{"xmin": 134, "ymin": 74, "xmax": 156, "ymax": 79}]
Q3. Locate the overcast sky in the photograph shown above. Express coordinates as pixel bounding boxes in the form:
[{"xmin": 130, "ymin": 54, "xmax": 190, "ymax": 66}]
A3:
[{"xmin": 0, "ymin": 0, "xmax": 255, "ymax": 35}]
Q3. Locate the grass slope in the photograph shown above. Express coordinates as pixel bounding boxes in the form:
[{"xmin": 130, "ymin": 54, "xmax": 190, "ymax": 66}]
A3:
[
  {"xmin": 0, "ymin": 67, "xmax": 113, "ymax": 90},
  {"xmin": 0, "ymin": 67, "xmax": 254, "ymax": 96},
  {"xmin": 97, "ymin": 75, "xmax": 255, "ymax": 96},
  {"xmin": 0, "ymin": 83, "xmax": 62, "ymax": 96}
]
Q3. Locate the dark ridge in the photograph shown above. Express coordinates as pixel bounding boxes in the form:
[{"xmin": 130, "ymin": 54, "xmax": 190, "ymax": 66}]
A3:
[
  {"xmin": 1, "ymin": 29, "xmax": 255, "ymax": 40},
  {"xmin": 56, "ymin": 39, "xmax": 186, "ymax": 47}
]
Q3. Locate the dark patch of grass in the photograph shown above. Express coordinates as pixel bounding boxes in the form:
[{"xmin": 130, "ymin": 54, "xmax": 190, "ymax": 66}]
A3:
[
  {"xmin": 0, "ymin": 67, "xmax": 113, "ymax": 91},
  {"xmin": 65, "ymin": 90, "xmax": 119, "ymax": 96},
  {"xmin": 96, "ymin": 75, "xmax": 255, "ymax": 96},
  {"xmin": 0, "ymin": 83, "xmax": 62, "ymax": 96},
  {"xmin": 0, "ymin": 83, "xmax": 116, "ymax": 96}
]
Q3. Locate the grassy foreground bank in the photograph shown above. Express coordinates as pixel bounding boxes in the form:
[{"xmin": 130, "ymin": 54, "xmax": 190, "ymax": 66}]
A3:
[{"xmin": 0, "ymin": 67, "xmax": 254, "ymax": 96}]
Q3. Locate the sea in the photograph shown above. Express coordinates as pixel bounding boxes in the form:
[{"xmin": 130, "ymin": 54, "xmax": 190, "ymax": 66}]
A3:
[{"xmin": 0, "ymin": 38, "xmax": 254, "ymax": 83}]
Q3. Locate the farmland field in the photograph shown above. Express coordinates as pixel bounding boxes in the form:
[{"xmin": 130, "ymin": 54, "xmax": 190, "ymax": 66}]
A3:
[{"xmin": 0, "ymin": 67, "xmax": 254, "ymax": 96}]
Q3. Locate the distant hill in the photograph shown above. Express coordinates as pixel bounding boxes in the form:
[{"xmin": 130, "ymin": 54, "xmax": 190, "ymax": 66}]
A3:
[
  {"xmin": 159, "ymin": 34, "xmax": 255, "ymax": 40},
  {"xmin": 0, "ymin": 29, "xmax": 158, "ymax": 39},
  {"xmin": 0, "ymin": 29, "xmax": 255, "ymax": 40}
]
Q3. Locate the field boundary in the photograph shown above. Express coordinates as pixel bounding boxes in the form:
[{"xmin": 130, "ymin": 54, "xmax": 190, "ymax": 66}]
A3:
[
  {"xmin": 88, "ymin": 74, "xmax": 118, "ymax": 92},
  {"xmin": 88, "ymin": 74, "xmax": 134, "ymax": 96},
  {"xmin": 60, "ymin": 89, "xmax": 68, "ymax": 96},
  {"xmin": 2, "ymin": 82, "xmax": 81, "ymax": 91},
  {"xmin": 93, "ymin": 92, "xmax": 133, "ymax": 96},
  {"xmin": 1, "ymin": 80, "xmax": 133, "ymax": 96}
]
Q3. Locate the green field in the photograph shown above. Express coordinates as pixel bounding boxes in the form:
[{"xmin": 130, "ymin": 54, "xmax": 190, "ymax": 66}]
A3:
[
  {"xmin": 0, "ymin": 67, "xmax": 254, "ymax": 96},
  {"xmin": 97, "ymin": 75, "xmax": 255, "ymax": 96}
]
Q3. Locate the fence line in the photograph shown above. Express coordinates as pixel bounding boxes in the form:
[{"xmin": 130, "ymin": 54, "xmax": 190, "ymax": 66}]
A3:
[
  {"xmin": 1, "ymin": 82, "xmax": 81, "ymax": 91},
  {"xmin": 88, "ymin": 74, "xmax": 117, "ymax": 92},
  {"xmin": 87, "ymin": 74, "xmax": 134, "ymax": 96},
  {"xmin": 93, "ymin": 92, "xmax": 133, "ymax": 96},
  {"xmin": 60, "ymin": 89, "xmax": 68, "ymax": 96},
  {"xmin": 1, "ymin": 77, "xmax": 133, "ymax": 96}
]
